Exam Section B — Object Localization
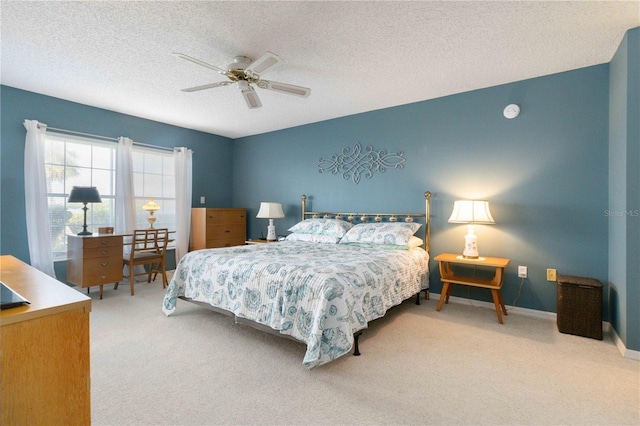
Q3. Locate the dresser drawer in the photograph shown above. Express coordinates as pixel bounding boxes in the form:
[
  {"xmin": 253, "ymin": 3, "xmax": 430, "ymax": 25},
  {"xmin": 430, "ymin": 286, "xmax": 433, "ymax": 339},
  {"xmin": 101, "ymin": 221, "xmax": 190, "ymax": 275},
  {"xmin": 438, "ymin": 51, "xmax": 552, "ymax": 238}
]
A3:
[
  {"xmin": 83, "ymin": 246, "xmax": 122, "ymax": 259},
  {"xmin": 206, "ymin": 209, "xmax": 246, "ymax": 224},
  {"xmin": 82, "ymin": 266, "xmax": 122, "ymax": 285},
  {"xmin": 81, "ymin": 236, "xmax": 122, "ymax": 249},
  {"xmin": 206, "ymin": 223, "xmax": 245, "ymax": 240},
  {"xmin": 207, "ymin": 237, "xmax": 247, "ymax": 248}
]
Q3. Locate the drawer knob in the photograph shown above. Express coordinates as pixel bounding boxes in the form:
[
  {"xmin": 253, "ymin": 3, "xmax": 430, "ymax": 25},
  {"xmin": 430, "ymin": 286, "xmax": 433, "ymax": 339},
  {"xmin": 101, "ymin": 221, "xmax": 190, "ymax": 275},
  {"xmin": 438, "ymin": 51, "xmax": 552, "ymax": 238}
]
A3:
[
  {"xmin": 101, "ymin": 250, "xmax": 108, "ymax": 255},
  {"xmin": 101, "ymin": 240, "xmax": 108, "ymax": 245},
  {"xmin": 101, "ymin": 261, "xmax": 107, "ymax": 267},
  {"xmin": 224, "ymin": 230, "xmax": 231, "ymax": 233},
  {"xmin": 101, "ymin": 274, "xmax": 107, "ymax": 279}
]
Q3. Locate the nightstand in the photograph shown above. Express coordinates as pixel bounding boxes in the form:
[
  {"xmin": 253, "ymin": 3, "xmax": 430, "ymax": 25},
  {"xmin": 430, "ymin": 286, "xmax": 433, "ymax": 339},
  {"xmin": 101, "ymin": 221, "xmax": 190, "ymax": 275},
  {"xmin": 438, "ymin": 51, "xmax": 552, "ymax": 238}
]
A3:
[
  {"xmin": 434, "ymin": 253, "xmax": 510, "ymax": 323},
  {"xmin": 245, "ymin": 239, "xmax": 278, "ymax": 245}
]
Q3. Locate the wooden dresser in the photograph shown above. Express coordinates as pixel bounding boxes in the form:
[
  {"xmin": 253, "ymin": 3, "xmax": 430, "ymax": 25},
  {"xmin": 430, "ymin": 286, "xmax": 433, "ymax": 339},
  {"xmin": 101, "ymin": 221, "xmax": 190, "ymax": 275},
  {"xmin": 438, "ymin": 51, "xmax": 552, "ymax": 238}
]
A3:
[
  {"xmin": 190, "ymin": 208, "xmax": 246, "ymax": 250},
  {"xmin": 0, "ymin": 255, "xmax": 91, "ymax": 425},
  {"xmin": 67, "ymin": 234, "xmax": 123, "ymax": 297}
]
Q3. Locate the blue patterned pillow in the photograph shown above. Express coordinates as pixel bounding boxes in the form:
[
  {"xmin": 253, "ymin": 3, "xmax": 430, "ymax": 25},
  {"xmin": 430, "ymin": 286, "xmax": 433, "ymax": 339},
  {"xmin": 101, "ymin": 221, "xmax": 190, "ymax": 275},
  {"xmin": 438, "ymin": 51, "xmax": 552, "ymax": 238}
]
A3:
[
  {"xmin": 339, "ymin": 222, "xmax": 421, "ymax": 246},
  {"xmin": 288, "ymin": 219, "xmax": 354, "ymax": 238}
]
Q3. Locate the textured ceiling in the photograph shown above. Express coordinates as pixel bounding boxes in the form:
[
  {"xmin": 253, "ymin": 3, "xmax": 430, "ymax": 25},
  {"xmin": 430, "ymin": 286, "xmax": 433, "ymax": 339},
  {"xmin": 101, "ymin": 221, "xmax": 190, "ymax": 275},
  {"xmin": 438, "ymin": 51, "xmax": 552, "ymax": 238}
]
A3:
[{"xmin": 2, "ymin": 1, "xmax": 638, "ymax": 139}]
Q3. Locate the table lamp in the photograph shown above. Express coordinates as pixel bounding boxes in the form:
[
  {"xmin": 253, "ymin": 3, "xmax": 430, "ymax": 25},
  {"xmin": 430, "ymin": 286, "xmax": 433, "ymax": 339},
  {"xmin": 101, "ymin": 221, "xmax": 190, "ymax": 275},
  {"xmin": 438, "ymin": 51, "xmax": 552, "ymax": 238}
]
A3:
[
  {"xmin": 142, "ymin": 199, "xmax": 160, "ymax": 228},
  {"xmin": 448, "ymin": 199, "xmax": 495, "ymax": 259},
  {"xmin": 68, "ymin": 186, "xmax": 102, "ymax": 235},
  {"xmin": 256, "ymin": 202, "xmax": 285, "ymax": 241}
]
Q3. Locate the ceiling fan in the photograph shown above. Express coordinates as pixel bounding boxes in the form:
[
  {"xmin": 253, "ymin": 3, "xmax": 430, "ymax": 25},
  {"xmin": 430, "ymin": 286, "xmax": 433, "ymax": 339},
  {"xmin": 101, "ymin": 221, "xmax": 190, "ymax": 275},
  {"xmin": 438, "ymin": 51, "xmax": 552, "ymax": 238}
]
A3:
[{"xmin": 174, "ymin": 51, "xmax": 311, "ymax": 109}]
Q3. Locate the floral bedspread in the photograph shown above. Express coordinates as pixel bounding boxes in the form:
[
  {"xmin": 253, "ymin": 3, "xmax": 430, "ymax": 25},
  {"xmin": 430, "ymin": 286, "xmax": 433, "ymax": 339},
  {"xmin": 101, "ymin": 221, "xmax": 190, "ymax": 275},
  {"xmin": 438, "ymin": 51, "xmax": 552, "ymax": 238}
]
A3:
[{"xmin": 162, "ymin": 241, "xmax": 429, "ymax": 368}]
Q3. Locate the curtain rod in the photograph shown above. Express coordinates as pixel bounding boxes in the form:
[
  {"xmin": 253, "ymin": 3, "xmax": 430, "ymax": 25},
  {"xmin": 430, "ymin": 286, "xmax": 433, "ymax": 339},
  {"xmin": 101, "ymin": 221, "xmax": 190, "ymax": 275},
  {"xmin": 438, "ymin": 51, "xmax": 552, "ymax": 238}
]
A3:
[{"xmin": 37, "ymin": 123, "xmax": 176, "ymax": 152}]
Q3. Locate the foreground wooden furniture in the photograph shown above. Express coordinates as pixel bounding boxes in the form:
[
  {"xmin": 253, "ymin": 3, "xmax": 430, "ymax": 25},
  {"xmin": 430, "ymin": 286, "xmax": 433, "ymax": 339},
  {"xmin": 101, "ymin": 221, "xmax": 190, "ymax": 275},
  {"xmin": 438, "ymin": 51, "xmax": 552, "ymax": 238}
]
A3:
[
  {"xmin": 119, "ymin": 228, "xmax": 169, "ymax": 295},
  {"xmin": 435, "ymin": 253, "xmax": 510, "ymax": 323},
  {"xmin": 0, "ymin": 255, "xmax": 91, "ymax": 425},
  {"xmin": 190, "ymin": 208, "xmax": 246, "ymax": 250},
  {"xmin": 67, "ymin": 233, "xmax": 124, "ymax": 299}
]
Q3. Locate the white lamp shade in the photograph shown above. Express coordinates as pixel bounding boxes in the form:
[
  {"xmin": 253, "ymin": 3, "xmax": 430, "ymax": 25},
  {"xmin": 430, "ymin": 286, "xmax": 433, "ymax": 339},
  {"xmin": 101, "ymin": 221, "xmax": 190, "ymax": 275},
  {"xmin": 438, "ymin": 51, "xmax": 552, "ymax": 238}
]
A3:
[
  {"xmin": 448, "ymin": 200, "xmax": 495, "ymax": 224},
  {"xmin": 142, "ymin": 199, "xmax": 160, "ymax": 212},
  {"xmin": 256, "ymin": 202, "xmax": 285, "ymax": 219}
]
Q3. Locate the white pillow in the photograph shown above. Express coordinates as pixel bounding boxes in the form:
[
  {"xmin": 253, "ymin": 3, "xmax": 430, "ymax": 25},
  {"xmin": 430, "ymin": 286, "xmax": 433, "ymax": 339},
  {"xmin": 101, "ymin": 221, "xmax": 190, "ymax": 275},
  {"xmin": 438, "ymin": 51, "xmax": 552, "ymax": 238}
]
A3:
[
  {"xmin": 285, "ymin": 233, "xmax": 341, "ymax": 244},
  {"xmin": 288, "ymin": 218, "xmax": 354, "ymax": 238},
  {"xmin": 408, "ymin": 236, "xmax": 424, "ymax": 249},
  {"xmin": 339, "ymin": 222, "xmax": 422, "ymax": 246}
]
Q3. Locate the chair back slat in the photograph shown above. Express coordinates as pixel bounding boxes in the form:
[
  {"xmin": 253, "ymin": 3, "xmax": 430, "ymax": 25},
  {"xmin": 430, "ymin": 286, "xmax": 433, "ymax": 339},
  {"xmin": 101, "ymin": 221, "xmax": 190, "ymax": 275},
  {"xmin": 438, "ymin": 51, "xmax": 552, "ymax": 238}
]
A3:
[{"xmin": 129, "ymin": 228, "xmax": 169, "ymax": 259}]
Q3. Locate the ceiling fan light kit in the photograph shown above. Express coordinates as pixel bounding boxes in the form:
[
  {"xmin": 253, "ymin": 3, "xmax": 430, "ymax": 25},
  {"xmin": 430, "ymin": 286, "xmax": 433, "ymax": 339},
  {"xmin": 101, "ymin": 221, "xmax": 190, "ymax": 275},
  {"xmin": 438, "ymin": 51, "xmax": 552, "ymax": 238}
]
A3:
[{"xmin": 176, "ymin": 51, "xmax": 310, "ymax": 109}]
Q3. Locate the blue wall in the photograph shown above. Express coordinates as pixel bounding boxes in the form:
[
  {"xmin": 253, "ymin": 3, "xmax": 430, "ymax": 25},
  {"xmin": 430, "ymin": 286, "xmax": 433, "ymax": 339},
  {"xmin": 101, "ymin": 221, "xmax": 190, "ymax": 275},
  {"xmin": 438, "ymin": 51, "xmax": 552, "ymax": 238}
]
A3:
[
  {"xmin": 0, "ymin": 86, "xmax": 234, "ymax": 278},
  {"xmin": 234, "ymin": 65, "xmax": 610, "ymax": 317},
  {"xmin": 1, "ymin": 30, "xmax": 637, "ymax": 352},
  {"xmin": 609, "ymin": 27, "xmax": 640, "ymax": 352}
]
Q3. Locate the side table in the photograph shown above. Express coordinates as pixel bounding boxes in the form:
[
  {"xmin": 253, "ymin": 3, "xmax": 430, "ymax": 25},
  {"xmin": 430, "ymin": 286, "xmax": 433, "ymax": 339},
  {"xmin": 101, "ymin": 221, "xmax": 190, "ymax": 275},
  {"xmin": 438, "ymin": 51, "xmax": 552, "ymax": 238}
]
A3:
[
  {"xmin": 434, "ymin": 253, "xmax": 510, "ymax": 324},
  {"xmin": 245, "ymin": 239, "xmax": 278, "ymax": 245}
]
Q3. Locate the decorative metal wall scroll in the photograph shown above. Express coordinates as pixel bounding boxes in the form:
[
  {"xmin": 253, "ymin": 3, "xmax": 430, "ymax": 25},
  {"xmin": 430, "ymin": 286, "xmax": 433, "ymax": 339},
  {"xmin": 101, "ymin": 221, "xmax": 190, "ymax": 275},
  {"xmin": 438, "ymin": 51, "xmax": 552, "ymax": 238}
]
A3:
[{"xmin": 317, "ymin": 142, "xmax": 405, "ymax": 184}]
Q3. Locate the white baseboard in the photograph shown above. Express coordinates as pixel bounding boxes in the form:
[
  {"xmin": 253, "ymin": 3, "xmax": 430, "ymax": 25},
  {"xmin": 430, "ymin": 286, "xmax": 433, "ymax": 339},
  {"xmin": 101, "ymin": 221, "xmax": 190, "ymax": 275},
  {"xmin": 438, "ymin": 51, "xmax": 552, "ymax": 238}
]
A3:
[
  {"xmin": 429, "ymin": 292, "xmax": 639, "ymax": 362},
  {"xmin": 609, "ymin": 325, "xmax": 640, "ymax": 361}
]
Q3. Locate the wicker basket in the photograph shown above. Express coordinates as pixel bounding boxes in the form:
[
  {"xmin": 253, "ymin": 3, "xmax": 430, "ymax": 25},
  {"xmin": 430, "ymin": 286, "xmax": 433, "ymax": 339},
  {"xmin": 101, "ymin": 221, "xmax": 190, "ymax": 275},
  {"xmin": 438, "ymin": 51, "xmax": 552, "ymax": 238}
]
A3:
[{"xmin": 557, "ymin": 274, "xmax": 603, "ymax": 340}]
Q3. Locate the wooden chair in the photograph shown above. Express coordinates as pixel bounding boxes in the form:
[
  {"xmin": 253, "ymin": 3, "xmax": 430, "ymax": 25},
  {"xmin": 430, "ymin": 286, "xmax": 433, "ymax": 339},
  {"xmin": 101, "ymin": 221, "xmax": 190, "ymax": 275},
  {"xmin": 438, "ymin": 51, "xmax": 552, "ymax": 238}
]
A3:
[{"xmin": 117, "ymin": 228, "xmax": 169, "ymax": 296}]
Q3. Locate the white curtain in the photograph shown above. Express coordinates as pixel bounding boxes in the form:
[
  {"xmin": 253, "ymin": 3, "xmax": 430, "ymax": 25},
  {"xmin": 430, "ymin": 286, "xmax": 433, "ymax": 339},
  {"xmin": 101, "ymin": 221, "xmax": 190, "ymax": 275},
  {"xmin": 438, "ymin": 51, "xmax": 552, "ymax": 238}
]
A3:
[
  {"xmin": 174, "ymin": 147, "xmax": 193, "ymax": 263},
  {"xmin": 23, "ymin": 119, "xmax": 56, "ymax": 277},
  {"xmin": 115, "ymin": 137, "xmax": 136, "ymax": 235},
  {"xmin": 115, "ymin": 137, "xmax": 138, "ymax": 280}
]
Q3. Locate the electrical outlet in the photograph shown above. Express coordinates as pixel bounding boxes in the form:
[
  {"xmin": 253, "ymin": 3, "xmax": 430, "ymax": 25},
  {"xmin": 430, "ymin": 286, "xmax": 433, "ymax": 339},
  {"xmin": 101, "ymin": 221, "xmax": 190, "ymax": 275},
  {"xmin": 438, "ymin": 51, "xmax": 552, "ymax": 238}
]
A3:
[
  {"xmin": 547, "ymin": 268, "xmax": 557, "ymax": 281},
  {"xmin": 200, "ymin": 196, "xmax": 205, "ymax": 204},
  {"xmin": 518, "ymin": 265, "xmax": 528, "ymax": 278}
]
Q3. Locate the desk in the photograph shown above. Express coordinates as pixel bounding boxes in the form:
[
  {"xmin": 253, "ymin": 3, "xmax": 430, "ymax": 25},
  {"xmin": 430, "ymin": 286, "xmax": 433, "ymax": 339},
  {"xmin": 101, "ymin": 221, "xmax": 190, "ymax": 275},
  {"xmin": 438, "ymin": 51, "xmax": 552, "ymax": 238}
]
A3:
[
  {"xmin": 434, "ymin": 253, "xmax": 510, "ymax": 324},
  {"xmin": 67, "ymin": 233, "xmax": 123, "ymax": 299},
  {"xmin": 0, "ymin": 255, "xmax": 91, "ymax": 425},
  {"xmin": 67, "ymin": 231, "xmax": 175, "ymax": 299}
]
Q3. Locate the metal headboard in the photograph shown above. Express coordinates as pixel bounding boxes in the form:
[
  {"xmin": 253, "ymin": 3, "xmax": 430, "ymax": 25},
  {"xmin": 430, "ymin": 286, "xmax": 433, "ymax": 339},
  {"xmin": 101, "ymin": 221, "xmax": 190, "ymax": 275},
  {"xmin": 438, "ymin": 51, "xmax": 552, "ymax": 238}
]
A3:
[{"xmin": 300, "ymin": 191, "xmax": 432, "ymax": 253}]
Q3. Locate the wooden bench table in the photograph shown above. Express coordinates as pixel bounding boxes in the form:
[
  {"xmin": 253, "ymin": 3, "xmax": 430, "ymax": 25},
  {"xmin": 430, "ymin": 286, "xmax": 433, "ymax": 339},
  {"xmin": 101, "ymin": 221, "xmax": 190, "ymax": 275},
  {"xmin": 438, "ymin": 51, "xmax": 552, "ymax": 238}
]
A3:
[{"xmin": 434, "ymin": 253, "xmax": 510, "ymax": 323}]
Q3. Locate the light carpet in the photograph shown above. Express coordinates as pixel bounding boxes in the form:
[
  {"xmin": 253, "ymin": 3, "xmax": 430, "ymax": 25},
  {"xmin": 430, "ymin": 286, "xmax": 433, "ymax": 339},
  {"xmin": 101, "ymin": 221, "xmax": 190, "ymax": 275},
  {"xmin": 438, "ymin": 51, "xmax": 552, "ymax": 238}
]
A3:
[{"xmin": 86, "ymin": 275, "xmax": 639, "ymax": 425}]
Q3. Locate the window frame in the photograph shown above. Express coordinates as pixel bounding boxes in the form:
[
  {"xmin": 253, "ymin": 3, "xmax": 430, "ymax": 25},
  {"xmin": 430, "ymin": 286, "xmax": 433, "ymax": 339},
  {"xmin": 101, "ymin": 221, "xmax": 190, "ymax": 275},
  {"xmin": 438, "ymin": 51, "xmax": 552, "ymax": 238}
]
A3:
[{"xmin": 44, "ymin": 132, "xmax": 176, "ymax": 261}]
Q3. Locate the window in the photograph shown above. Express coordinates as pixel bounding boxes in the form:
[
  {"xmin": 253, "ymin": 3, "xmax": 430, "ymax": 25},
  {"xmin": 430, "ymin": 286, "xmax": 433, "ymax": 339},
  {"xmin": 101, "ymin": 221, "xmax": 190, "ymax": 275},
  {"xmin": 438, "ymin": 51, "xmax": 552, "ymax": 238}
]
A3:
[
  {"xmin": 132, "ymin": 147, "xmax": 175, "ymax": 230},
  {"xmin": 44, "ymin": 133, "xmax": 175, "ymax": 261}
]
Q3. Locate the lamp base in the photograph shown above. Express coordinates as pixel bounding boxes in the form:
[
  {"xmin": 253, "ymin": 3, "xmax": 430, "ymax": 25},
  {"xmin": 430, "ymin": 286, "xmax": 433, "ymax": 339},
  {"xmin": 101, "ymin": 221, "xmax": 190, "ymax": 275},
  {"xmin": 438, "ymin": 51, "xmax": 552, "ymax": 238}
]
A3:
[
  {"xmin": 266, "ymin": 220, "xmax": 276, "ymax": 241},
  {"xmin": 78, "ymin": 205, "xmax": 92, "ymax": 236},
  {"xmin": 462, "ymin": 224, "xmax": 479, "ymax": 258}
]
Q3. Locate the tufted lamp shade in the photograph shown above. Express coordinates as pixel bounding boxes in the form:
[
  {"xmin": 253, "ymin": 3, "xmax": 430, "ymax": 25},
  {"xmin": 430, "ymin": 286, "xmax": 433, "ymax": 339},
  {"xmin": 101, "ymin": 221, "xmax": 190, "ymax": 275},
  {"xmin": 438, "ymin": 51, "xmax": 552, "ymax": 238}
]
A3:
[{"xmin": 68, "ymin": 186, "xmax": 102, "ymax": 235}]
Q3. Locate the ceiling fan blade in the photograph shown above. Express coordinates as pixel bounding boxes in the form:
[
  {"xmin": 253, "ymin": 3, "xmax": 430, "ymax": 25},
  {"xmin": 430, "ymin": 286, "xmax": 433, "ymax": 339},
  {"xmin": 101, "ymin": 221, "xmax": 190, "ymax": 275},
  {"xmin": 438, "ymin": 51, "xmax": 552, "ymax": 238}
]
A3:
[
  {"xmin": 173, "ymin": 52, "xmax": 230, "ymax": 76},
  {"xmin": 246, "ymin": 51, "xmax": 282, "ymax": 75},
  {"xmin": 181, "ymin": 81, "xmax": 232, "ymax": 92},
  {"xmin": 260, "ymin": 80, "xmax": 311, "ymax": 98},
  {"xmin": 239, "ymin": 82, "xmax": 262, "ymax": 109}
]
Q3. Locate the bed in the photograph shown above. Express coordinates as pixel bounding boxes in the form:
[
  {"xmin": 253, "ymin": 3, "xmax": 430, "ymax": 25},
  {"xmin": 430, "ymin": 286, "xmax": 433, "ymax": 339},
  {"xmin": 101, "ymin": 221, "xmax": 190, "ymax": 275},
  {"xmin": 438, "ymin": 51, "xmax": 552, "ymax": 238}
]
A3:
[{"xmin": 162, "ymin": 192, "xmax": 431, "ymax": 368}]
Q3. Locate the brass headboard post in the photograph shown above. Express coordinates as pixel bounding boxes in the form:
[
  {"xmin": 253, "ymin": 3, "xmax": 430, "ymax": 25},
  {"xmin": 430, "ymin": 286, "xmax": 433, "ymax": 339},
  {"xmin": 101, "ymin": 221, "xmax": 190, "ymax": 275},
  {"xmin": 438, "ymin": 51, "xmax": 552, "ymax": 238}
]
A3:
[
  {"xmin": 301, "ymin": 194, "xmax": 307, "ymax": 221},
  {"xmin": 425, "ymin": 191, "xmax": 431, "ymax": 254}
]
